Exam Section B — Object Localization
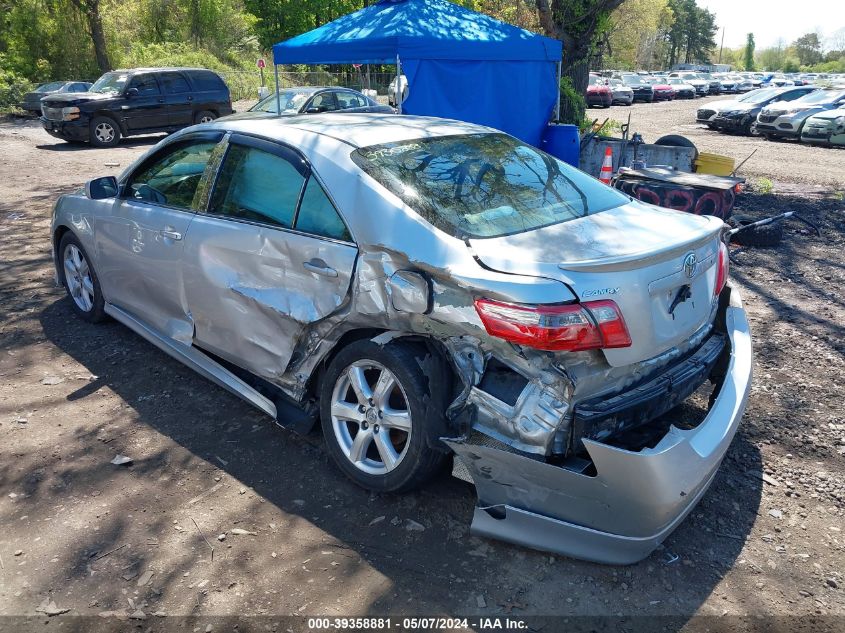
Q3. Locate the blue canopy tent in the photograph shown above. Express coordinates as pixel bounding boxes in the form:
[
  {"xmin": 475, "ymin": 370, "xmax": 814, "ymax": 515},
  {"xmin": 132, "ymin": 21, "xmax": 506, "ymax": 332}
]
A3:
[{"xmin": 271, "ymin": 0, "xmax": 563, "ymax": 146}]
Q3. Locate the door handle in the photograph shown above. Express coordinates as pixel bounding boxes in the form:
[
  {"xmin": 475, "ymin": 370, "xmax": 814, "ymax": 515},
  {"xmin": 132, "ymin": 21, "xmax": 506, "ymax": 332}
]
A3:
[
  {"xmin": 160, "ymin": 229, "xmax": 183, "ymax": 241},
  {"xmin": 303, "ymin": 259, "xmax": 338, "ymax": 277}
]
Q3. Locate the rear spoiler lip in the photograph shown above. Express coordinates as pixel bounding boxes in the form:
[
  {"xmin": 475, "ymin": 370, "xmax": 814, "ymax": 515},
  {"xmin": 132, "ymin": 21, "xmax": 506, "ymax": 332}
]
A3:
[{"xmin": 557, "ymin": 223, "xmax": 723, "ymax": 273}]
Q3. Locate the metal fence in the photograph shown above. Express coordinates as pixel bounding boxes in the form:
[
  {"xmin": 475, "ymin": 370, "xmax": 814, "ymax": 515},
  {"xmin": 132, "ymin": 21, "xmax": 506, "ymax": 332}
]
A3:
[
  {"xmin": 277, "ymin": 69, "xmax": 397, "ymax": 95},
  {"xmin": 219, "ymin": 67, "xmax": 399, "ymax": 102},
  {"xmin": 217, "ymin": 70, "xmax": 264, "ymax": 102}
]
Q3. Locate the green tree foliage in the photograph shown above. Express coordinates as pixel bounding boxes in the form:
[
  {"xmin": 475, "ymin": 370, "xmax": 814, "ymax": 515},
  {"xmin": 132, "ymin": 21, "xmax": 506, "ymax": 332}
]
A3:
[
  {"xmin": 743, "ymin": 33, "xmax": 754, "ymax": 71},
  {"xmin": 601, "ymin": 0, "xmax": 673, "ymax": 70},
  {"xmin": 756, "ymin": 40, "xmax": 786, "ymax": 71},
  {"xmin": 792, "ymin": 32, "xmax": 822, "ymax": 66},
  {"xmin": 662, "ymin": 0, "xmax": 717, "ymax": 66}
]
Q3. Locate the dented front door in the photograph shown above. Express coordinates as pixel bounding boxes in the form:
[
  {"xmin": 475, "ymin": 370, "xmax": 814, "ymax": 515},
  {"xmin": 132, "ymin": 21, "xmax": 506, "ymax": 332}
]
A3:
[
  {"xmin": 94, "ymin": 134, "xmax": 222, "ymax": 341},
  {"xmin": 180, "ymin": 134, "xmax": 357, "ymax": 382}
]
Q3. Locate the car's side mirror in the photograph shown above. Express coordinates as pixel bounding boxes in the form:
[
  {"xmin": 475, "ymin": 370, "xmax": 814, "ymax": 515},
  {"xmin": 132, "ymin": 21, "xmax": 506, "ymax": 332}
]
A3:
[
  {"xmin": 85, "ymin": 176, "xmax": 119, "ymax": 200},
  {"xmin": 126, "ymin": 88, "xmax": 139, "ymax": 98}
]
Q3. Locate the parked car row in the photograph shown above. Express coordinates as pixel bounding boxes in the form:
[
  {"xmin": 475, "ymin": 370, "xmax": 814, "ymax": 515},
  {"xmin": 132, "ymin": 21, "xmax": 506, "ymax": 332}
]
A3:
[
  {"xmin": 696, "ymin": 84, "xmax": 845, "ymax": 147},
  {"xmin": 588, "ymin": 69, "xmax": 763, "ymax": 107},
  {"xmin": 31, "ymin": 66, "xmax": 394, "ymax": 148}
]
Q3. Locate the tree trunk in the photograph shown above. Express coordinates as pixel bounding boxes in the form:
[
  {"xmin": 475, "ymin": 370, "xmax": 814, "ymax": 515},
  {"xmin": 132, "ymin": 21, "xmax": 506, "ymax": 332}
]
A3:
[
  {"xmin": 535, "ymin": 0, "xmax": 626, "ymax": 125},
  {"xmin": 70, "ymin": 0, "xmax": 111, "ymax": 72},
  {"xmin": 88, "ymin": 6, "xmax": 111, "ymax": 72}
]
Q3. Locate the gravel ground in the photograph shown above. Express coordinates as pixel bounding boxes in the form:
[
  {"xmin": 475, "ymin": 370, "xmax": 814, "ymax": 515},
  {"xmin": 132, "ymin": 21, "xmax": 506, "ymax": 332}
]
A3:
[
  {"xmin": 0, "ymin": 117, "xmax": 844, "ymax": 632},
  {"xmin": 596, "ymin": 95, "xmax": 845, "ymax": 189}
]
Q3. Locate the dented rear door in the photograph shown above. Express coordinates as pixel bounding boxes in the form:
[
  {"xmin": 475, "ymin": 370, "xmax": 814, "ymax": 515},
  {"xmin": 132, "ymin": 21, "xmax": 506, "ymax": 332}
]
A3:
[{"xmin": 181, "ymin": 134, "xmax": 357, "ymax": 382}]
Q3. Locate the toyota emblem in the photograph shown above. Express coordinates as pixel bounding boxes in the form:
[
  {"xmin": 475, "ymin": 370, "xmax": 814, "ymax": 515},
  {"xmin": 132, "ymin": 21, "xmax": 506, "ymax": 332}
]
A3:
[{"xmin": 683, "ymin": 253, "xmax": 697, "ymax": 278}]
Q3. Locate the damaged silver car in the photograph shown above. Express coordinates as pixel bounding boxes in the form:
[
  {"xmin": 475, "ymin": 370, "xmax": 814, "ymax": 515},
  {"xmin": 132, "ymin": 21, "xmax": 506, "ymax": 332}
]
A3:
[{"xmin": 51, "ymin": 113, "xmax": 752, "ymax": 564}]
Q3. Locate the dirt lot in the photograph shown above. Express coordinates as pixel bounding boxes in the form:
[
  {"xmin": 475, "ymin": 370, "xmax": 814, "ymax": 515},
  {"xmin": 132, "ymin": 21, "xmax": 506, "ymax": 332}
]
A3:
[
  {"xmin": 600, "ymin": 94, "xmax": 845, "ymax": 188},
  {"xmin": 0, "ymin": 111, "xmax": 844, "ymax": 632}
]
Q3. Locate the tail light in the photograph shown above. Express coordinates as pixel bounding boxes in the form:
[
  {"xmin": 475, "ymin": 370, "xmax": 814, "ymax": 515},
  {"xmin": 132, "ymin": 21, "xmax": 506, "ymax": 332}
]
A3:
[
  {"xmin": 714, "ymin": 241, "xmax": 729, "ymax": 296},
  {"xmin": 474, "ymin": 298, "xmax": 631, "ymax": 352}
]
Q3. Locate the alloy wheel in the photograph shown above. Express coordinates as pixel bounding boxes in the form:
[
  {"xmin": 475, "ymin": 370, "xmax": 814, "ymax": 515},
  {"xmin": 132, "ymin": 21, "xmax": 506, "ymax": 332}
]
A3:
[
  {"xmin": 63, "ymin": 244, "xmax": 94, "ymax": 312},
  {"xmin": 94, "ymin": 122, "xmax": 115, "ymax": 144},
  {"xmin": 329, "ymin": 360, "xmax": 412, "ymax": 476}
]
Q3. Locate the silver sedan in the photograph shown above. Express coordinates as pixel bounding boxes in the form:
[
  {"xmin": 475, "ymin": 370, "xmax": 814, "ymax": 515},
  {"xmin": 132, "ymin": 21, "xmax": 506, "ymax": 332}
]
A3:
[{"xmin": 51, "ymin": 113, "xmax": 751, "ymax": 564}]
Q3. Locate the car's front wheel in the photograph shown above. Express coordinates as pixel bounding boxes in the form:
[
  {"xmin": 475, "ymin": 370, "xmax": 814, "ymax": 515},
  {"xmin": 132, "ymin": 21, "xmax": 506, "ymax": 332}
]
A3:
[
  {"xmin": 320, "ymin": 339, "xmax": 447, "ymax": 493},
  {"xmin": 59, "ymin": 232, "xmax": 106, "ymax": 323},
  {"xmin": 89, "ymin": 116, "xmax": 121, "ymax": 148}
]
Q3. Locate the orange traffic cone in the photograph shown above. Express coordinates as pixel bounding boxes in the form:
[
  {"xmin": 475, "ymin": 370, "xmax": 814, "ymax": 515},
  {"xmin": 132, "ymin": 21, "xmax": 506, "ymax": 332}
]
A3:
[{"xmin": 599, "ymin": 146, "xmax": 614, "ymax": 184}]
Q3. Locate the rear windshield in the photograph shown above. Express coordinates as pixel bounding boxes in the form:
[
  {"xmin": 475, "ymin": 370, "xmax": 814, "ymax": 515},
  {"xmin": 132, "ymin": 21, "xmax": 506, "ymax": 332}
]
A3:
[
  {"xmin": 36, "ymin": 82, "xmax": 66, "ymax": 92},
  {"xmin": 351, "ymin": 133, "xmax": 629, "ymax": 239},
  {"xmin": 796, "ymin": 89, "xmax": 845, "ymax": 104}
]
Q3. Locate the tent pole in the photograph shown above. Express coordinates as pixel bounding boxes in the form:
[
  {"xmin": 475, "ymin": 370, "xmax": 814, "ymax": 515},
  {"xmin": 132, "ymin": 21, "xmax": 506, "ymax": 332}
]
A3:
[
  {"xmin": 274, "ymin": 64, "xmax": 281, "ymax": 117},
  {"xmin": 555, "ymin": 61, "xmax": 562, "ymax": 122},
  {"xmin": 396, "ymin": 54, "xmax": 402, "ymax": 115}
]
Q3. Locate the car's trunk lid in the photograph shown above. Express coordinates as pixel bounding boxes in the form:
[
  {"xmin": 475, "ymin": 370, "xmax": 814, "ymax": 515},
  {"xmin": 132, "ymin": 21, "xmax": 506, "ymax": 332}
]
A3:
[{"xmin": 468, "ymin": 200, "xmax": 725, "ymax": 367}]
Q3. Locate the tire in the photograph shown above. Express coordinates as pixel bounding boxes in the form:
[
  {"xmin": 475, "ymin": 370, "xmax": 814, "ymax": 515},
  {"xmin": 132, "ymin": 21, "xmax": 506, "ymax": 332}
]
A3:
[
  {"xmin": 320, "ymin": 339, "xmax": 448, "ymax": 493},
  {"xmin": 58, "ymin": 232, "xmax": 107, "ymax": 322},
  {"xmin": 729, "ymin": 215, "xmax": 784, "ymax": 247},
  {"xmin": 89, "ymin": 115, "xmax": 121, "ymax": 148},
  {"xmin": 654, "ymin": 134, "xmax": 697, "ymax": 149},
  {"xmin": 195, "ymin": 110, "xmax": 216, "ymax": 124}
]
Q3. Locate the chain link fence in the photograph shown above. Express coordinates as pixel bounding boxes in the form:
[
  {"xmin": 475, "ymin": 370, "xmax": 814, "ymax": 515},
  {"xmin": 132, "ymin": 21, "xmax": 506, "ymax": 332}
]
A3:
[{"xmin": 219, "ymin": 66, "xmax": 398, "ymax": 103}]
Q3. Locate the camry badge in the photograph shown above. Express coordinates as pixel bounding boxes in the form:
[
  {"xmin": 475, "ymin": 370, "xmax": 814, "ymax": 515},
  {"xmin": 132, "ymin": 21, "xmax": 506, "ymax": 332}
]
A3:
[{"xmin": 682, "ymin": 253, "xmax": 697, "ymax": 279}]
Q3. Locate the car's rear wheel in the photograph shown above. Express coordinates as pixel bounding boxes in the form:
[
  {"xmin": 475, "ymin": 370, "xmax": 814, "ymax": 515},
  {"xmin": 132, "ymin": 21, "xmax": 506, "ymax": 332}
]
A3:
[
  {"xmin": 59, "ymin": 232, "xmax": 106, "ymax": 322},
  {"xmin": 89, "ymin": 116, "xmax": 121, "ymax": 148},
  {"xmin": 195, "ymin": 110, "xmax": 216, "ymax": 124},
  {"xmin": 320, "ymin": 339, "xmax": 447, "ymax": 493}
]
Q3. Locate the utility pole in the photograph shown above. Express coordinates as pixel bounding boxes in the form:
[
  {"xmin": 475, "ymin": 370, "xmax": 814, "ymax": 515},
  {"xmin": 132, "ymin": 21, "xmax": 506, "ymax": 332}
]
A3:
[{"xmin": 718, "ymin": 26, "xmax": 725, "ymax": 64}]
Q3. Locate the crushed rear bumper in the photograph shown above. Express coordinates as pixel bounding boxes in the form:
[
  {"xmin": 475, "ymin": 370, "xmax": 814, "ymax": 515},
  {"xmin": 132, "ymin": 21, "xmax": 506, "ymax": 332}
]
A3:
[{"xmin": 447, "ymin": 286, "xmax": 752, "ymax": 565}]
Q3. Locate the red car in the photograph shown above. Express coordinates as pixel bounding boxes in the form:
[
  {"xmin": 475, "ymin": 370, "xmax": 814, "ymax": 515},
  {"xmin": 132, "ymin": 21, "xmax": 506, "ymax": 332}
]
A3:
[
  {"xmin": 587, "ymin": 74, "xmax": 613, "ymax": 108},
  {"xmin": 644, "ymin": 77, "xmax": 676, "ymax": 101}
]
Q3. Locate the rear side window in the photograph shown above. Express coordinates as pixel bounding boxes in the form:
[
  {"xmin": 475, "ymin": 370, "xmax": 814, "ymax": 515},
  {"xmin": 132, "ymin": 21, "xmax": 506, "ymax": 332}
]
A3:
[
  {"xmin": 161, "ymin": 73, "xmax": 191, "ymax": 94},
  {"xmin": 336, "ymin": 92, "xmax": 366, "ymax": 109},
  {"xmin": 295, "ymin": 177, "xmax": 351, "ymax": 241},
  {"xmin": 352, "ymin": 133, "xmax": 629, "ymax": 239},
  {"xmin": 209, "ymin": 145, "xmax": 305, "ymax": 228},
  {"xmin": 190, "ymin": 71, "xmax": 227, "ymax": 92}
]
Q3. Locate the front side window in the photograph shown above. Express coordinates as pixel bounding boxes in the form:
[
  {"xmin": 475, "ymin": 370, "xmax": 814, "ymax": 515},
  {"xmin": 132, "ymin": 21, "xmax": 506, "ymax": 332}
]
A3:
[
  {"xmin": 209, "ymin": 145, "xmax": 305, "ymax": 228},
  {"xmin": 308, "ymin": 92, "xmax": 338, "ymax": 112},
  {"xmin": 352, "ymin": 133, "xmax": 629, "ymax": 239},
  {"xmin": 128, "ymin": 75, "xmax": 160, "ymax": 96},
  {"xmin": 126, "ymin": 141, "xmax": 218, "ymax": 209},
  {"xmin": 295, "ymin": 177, "xmax": 351, "ymax": 241}
]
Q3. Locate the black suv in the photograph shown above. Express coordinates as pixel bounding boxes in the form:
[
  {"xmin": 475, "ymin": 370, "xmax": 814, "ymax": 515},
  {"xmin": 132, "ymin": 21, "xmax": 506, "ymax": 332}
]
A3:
[{"xmin": 40, "ymin": 67, "xmax": 233, "ymax": 147}]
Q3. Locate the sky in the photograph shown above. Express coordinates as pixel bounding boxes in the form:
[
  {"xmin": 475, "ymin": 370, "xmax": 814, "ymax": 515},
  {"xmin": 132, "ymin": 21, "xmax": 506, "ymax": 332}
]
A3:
[{"xmin": 697, "ymin": 0, "xmax": 844, "ymax": 50}]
